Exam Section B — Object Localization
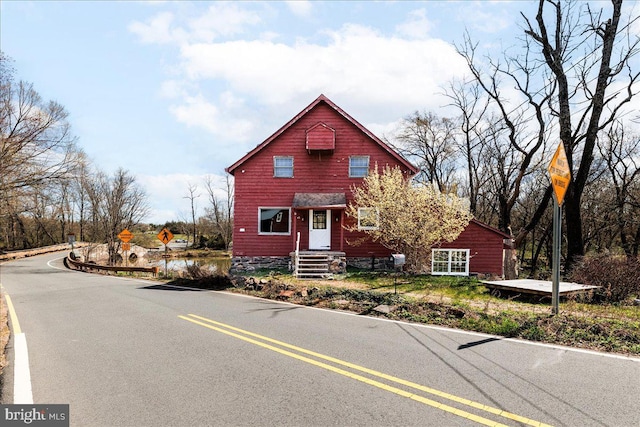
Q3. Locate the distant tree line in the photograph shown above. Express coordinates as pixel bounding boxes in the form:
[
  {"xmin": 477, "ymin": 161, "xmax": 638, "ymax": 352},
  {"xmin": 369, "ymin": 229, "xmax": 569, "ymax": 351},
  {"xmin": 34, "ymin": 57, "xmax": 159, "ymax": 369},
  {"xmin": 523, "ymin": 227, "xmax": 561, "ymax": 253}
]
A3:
[{"xmin": 0, "ymin": 52, "xmax": 149, "ymax": 262}]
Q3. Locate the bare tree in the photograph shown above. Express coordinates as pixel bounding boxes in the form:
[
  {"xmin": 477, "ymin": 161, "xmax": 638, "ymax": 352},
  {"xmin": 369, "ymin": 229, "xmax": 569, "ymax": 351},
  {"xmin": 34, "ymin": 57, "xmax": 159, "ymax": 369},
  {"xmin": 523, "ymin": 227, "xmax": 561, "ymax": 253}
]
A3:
[
  {"xmin": 522, "ymin": 0, "xmax": 640, "ymax": 268},
  {"xmin": 71, "ymin": 152, "xmax": 91, "ymax": 242},
  {"xmin": 445, "ymin": 79, "xmax": 490, "ymax": 215},
  {"xmin": 598, "ymin": 121, "xmax": 640, "ymax": 257},
  {"xmin": 204, "ymin": 174, "xmax": 234, "ymax": 251},
  {"xmin": 0, "ymin": 52, "xmax": 81, "ymax": 249},
  {"xmin": 184, "ymin": 182, "xmax": 199, "ymax": 247},
  {"xmin": 457, "ymin": 0, "xmax": 640, "ymax": 269},
  {"xmin": 0, "ymin": 53, "xmax": 79, "ymax": 195},
  {"xmin": 86, "ymin": 169, "xmax": 149, "ymax": 264},
  {"xmin": 390, "ymin": 111, "xmax": 460, "ymax": 193},
  {"xmin": 512, "ymin": 169, "xmax": 554, "ymax": 276},
  {"xmin": 456, "ymin": 29, "xmax": 552, "ymax": 239}
]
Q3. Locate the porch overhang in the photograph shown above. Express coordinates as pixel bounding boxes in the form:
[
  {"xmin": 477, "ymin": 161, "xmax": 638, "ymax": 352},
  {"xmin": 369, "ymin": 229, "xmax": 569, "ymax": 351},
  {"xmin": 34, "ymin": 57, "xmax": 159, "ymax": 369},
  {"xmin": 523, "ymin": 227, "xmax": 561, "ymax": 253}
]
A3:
[{"xmin": 292, "ymin": 193, "xmax": 347, "ymax": 209}]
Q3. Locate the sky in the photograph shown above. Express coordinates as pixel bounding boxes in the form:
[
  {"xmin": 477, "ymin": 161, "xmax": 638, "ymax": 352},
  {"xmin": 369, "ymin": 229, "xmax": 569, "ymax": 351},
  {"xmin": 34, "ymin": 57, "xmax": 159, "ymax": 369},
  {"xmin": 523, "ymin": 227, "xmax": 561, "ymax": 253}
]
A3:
[{"xmin": 1, "ymin": 0, "xmax": 621, "ymax": 224}]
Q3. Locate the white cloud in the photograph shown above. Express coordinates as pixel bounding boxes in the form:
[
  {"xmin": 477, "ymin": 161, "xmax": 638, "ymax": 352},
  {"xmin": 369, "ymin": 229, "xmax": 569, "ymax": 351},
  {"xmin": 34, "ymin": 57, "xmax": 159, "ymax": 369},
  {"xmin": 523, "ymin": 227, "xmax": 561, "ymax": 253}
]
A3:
[
  {"xmin": 128, "ymin": 11, "xmax": 189, "ymax": 45},
  {"xmin": 259, "ymin": 31, "xmax": 281, "ymax": 42},
  {"xmin": 396, "ymin": 8, "xmax": 432, "ymax": 39},
  {"xmin": 286, "ymin": 0, "xmax": 312, "ymax": 18},
  {"xmin": 128, "ymin": 3, "xmax": 261, "ymax": 45},
  {"xmin": 159, "ymin": 79, "xmax": 189, "ymax": 99},
  {"xmin": 131, "ymin": 4, "xmax": 472, "ymax": 168},
  {"xmin": 457, "ymin": 5, "xmax": 512, "ymax": 35},
  {"xmin": 169, "ymin": 93, "xmax": 254, "ymax": 141},
  {"xmin": 177, "ymin": 23, "xmax": 468, "ymax": 122},
  {"xmin": 188, "ymin": 3, "xmax": 261, "ymax": 41}
]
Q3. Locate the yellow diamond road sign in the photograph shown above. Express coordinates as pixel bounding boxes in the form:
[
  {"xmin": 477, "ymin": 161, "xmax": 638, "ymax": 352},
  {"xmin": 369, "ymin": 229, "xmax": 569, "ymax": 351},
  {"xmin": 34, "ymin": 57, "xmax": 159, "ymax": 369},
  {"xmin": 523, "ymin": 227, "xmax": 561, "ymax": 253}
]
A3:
[
  {"xmin": 118, "ymin": 229, "xmax": 134, "ymax": 243},
  {"xmin": 157, "ymin": 228, "xmax": 174, "ymax": 245},
  {"xmin": 548, "ymin": 142, "xmax": 571, "ymax": 206}
]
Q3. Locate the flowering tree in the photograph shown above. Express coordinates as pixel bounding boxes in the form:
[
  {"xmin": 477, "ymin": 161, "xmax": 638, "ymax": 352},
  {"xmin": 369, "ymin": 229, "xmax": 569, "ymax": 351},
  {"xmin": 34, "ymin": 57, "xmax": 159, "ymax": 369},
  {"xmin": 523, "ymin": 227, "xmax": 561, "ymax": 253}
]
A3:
[{"xmin": 345, "ymin": 165, "xmax": 473, "ymax": 272}]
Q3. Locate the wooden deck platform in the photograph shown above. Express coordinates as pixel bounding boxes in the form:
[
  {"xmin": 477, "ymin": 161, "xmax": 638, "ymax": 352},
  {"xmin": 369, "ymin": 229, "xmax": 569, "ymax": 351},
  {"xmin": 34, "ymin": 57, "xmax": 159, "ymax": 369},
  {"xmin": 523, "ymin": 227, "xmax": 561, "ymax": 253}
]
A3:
[{"xmin": 481, "ymin": 279, "xmax": 599, "ymax": 297}]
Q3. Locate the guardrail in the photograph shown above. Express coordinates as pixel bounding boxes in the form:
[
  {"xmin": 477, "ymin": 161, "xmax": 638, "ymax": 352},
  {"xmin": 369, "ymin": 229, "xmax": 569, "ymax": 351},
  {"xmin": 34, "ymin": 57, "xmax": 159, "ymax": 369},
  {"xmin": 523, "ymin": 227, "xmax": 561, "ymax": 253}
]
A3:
[
  {"xmin": 65, "ymin": 256, "xmax": 159, "ymax": 277},
  {"xmin": 0, "ymin": 243, "xmax": 87, "ymax": 261}
]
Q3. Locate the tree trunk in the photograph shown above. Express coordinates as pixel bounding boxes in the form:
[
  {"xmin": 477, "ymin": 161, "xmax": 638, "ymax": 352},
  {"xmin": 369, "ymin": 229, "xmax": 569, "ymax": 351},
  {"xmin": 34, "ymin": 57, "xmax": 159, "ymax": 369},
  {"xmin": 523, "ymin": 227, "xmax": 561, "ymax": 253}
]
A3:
[
  {"xmin": 564, "ymin": 192, "xmax": 584, "ymax": 268},
  {"xmin": 503, "ymin": 247, "xmax": 519, "ymax": 279}
]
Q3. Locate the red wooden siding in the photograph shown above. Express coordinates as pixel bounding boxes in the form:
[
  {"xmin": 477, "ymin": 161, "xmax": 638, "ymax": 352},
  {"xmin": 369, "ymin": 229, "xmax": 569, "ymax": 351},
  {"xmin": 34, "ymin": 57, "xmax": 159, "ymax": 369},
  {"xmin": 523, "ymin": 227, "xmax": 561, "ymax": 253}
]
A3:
[
  {"xmin": 229, "ymin": 97, "xmax": 415, "ymax": 258},
  {"xmin": 439, "ymin": 220, "xmax": 508, "ymax": 276}
]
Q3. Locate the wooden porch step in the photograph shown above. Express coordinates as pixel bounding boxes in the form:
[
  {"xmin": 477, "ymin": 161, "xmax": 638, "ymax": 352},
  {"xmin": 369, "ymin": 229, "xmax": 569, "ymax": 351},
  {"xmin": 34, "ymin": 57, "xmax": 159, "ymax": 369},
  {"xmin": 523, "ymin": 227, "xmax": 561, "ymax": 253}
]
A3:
[
  {"xmin": 293, "ymin": 251, "xmax": 344, "ymax": 279},
  {"xmin": 295, "ymin": 254, "xmax": 330, "ymax": 279}
]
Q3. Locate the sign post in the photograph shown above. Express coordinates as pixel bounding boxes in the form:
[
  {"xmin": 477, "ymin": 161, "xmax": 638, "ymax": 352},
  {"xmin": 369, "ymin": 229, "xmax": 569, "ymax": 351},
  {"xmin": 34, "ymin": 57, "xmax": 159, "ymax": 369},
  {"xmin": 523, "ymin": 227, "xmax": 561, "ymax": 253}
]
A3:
[
  {"xmin": 547, "ymin": 142, "xmax": 571, "ymax": 315},
  {"xmin": 67, "ymin": 233, "xmax": 76, "ymax": 251},
  {"xmin": 118, "ymin": 229, "xmax": 134, "ymax": 267},
  {"xmin": 157, "ymin": 228, "xmax": 174, "ymax": 277}
]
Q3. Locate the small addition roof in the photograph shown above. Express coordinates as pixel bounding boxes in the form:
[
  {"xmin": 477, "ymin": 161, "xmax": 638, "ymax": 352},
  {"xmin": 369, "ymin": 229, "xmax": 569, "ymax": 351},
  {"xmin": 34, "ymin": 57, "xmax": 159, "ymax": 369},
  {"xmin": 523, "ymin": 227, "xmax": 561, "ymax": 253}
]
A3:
[{"xmin": 292, "ymin": 193, "xmax": 347, "ymax": 209}]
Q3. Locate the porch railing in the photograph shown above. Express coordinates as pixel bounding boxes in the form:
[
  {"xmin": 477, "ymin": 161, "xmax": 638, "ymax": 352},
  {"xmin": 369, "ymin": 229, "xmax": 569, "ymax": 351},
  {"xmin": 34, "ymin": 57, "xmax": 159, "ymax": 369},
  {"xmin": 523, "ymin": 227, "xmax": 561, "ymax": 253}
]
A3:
[{"xmin": 293, "ymin": 232, "xmax": 301, "ymax": 276}]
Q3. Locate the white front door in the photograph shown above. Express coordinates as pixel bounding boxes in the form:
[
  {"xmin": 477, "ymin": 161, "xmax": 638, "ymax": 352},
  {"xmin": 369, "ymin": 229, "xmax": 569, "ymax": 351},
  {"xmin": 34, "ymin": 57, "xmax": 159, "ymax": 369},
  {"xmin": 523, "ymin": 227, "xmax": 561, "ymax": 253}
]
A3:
[{"xmin": 309, "ymin": 209, "xmax": 331, "ymax": 250}]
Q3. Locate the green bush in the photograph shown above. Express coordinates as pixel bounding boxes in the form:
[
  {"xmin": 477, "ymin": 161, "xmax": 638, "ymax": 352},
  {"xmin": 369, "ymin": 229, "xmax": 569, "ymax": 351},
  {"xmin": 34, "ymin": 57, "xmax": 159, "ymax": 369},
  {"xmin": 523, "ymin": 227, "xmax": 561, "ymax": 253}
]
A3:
[{"xmin": 569, "ymin": 255, "xmax": 640, "ymax": 303}]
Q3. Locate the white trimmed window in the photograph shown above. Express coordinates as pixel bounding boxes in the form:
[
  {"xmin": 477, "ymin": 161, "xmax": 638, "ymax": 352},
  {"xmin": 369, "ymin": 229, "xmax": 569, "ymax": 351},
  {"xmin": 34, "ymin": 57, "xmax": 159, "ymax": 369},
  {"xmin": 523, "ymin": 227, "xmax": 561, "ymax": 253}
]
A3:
[
  {"xmin": 274, "ymin": 156, "xmax": 293, "ymax": 177},
  {"xmin": 431, "ymin": 249, "xmax": 470, "ymax": 276},
  {"xmin": 349, "ymin": 156, "xmax": 369, "ymax": 178},
  {"xmin": 357, "ymin": 207, "xmax": 379, "ymax": 230},
  {"xmin": 259, "ymin": 208, "xmax": 291, "ymax": 234}
]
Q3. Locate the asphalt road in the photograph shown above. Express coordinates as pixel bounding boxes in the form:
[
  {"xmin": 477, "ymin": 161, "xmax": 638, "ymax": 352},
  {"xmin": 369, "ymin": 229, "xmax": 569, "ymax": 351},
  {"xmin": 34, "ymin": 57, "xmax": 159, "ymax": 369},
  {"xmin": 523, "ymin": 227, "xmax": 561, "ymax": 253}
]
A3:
[{"xmin": 1, "ymin": 252, "xmax": 639, "ymax": 426}]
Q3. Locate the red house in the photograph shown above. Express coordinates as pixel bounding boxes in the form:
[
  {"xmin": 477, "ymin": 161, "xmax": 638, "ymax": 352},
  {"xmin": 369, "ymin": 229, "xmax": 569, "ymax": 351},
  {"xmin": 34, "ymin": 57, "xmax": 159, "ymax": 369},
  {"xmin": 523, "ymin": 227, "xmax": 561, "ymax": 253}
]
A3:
[{"xmin": 226, "ymin": 95, "xmax": 510, "ymax": 277}]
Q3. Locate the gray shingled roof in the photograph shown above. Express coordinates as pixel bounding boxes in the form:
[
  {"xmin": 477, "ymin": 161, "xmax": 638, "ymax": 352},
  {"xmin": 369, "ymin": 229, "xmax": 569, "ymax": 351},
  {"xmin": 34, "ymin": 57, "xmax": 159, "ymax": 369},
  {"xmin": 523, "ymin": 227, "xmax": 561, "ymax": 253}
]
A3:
[{"xmin": 292, "ymin": 193, "xmax": 347, "ymax": 208}]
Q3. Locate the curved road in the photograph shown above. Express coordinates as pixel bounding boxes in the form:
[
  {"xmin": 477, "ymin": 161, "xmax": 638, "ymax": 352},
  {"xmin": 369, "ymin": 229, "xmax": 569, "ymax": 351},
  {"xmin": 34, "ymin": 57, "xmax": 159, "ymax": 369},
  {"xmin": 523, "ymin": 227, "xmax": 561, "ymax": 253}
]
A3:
[{"xmin": 1, "ymin": 252, "xmax": 638, "ymax": 426}]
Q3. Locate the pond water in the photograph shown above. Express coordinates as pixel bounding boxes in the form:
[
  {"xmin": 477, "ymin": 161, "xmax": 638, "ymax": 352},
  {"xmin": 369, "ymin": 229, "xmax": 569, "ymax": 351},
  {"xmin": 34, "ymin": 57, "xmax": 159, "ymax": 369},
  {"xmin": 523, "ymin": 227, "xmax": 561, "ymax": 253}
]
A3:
[{"xmin": 152, "ymin": 257, "xmax": 231, "ymax": 274}]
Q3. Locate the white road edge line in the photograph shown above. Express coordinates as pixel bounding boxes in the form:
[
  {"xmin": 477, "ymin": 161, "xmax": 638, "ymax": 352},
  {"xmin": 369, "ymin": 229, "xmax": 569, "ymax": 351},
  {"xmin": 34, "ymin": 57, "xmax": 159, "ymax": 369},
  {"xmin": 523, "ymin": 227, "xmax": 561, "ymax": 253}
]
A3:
[
  {"xmin": 47, "ymin": 256, "xmax": 69, "ymax": 271},
  {"xmin": 13, "ymin": 333, "xmax": 34, "ymax": 404},
  {"xmin": 48, "ymin": 253, "xmax": 640, "ymax": 363},
  {"xmin": 219, "ymin": 291, "xmax": 640, "ymax": 363}
]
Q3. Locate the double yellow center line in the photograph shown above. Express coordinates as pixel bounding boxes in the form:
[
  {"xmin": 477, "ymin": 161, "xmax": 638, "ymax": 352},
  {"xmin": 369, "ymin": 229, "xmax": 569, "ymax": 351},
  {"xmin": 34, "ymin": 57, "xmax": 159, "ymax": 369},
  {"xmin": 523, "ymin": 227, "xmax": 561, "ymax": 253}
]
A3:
[{"xmin": 179, "ymin": 314, "xmax": 552, "ymax": 427}]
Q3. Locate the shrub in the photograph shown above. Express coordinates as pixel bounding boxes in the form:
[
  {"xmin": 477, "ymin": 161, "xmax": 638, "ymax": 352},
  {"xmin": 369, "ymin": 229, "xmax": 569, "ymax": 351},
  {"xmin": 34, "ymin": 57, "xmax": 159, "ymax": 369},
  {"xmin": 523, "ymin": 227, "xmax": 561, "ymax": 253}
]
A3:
[
  {"xmin": 196, "ymin": 234, "xmax": 226, "ymax": 249},
  {"xmin": 569, "ymin": 254, "xmax": 640, "ymax": 303},
  {"xmin": 185, "ymin": 263, "xmax": 218, "ymax": 279}
]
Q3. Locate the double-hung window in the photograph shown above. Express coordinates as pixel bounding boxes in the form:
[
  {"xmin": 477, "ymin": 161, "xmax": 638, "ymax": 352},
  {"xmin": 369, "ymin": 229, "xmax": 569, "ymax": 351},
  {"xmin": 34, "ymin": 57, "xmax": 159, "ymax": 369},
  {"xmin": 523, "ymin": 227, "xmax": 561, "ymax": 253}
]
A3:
[
  {"xmin": 274, "ymin": 156, "xmax": 293, "ymax": 178},
  {"xmin": 349, "ymin": 156, "xmax": 369, "ymax": 178},
  {"xmin": 431, "ymin": 249, "xmax": 470, "ymax": 276}
]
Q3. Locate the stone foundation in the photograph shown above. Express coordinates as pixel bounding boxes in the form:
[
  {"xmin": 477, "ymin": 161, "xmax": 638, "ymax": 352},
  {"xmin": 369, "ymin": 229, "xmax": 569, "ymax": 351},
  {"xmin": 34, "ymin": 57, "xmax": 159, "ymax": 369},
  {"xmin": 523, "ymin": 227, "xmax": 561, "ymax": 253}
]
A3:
[
  {"xmin": 230, "ymin": 256, "xmax": 291, "ymax": 273},
  {"xmin": 347, "ymin": 256, "xmax": 393, "ymax": 271},
  {"xmin": 230, "ymin": 254, "xmax": 392, "ymax": 274},
  {"xmin": 328, "ymin": 257, "xmax": 347, "ymax": 274}
]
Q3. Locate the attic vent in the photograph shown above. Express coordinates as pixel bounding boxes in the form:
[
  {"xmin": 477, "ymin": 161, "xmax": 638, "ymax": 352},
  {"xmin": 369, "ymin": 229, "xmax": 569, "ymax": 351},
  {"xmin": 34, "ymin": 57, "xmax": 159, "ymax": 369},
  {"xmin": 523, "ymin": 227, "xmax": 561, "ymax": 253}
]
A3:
[{"xmin": 306, "ymin": 122, "xmax": 335, "ymax": 151}]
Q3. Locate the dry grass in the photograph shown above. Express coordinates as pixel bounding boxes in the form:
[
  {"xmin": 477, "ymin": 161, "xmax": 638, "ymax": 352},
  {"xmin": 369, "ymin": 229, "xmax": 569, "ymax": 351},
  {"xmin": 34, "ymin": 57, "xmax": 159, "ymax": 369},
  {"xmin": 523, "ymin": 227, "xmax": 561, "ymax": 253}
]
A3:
[{"xmin": 0, "ymin": 294, "xmax": 9, "ymax": 377}]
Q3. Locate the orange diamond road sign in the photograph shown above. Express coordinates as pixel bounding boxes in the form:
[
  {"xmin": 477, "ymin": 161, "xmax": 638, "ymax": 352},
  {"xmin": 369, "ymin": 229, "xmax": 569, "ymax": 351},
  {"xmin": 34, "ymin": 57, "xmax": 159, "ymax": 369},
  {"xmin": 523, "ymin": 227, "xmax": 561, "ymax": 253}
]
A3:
[
  {"xmin": 157, "ymin": 228, "xmax": 174, "ymax": 245},
  {"xmin": 548, "ymin": 142, "xmax": 572, "ymax": 206},
  {"xmin": 118, "ymin": 229, "xmax": 134, "ymax": 243}
]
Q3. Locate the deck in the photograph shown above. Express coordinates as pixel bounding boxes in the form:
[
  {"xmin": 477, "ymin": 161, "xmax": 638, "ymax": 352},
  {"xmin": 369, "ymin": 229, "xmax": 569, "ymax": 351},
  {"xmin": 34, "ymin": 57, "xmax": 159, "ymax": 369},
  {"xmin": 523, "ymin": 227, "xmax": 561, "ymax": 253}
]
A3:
[{"xmin": 481, "ymin": 279, "xmax": 599, "ymax": 297}]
